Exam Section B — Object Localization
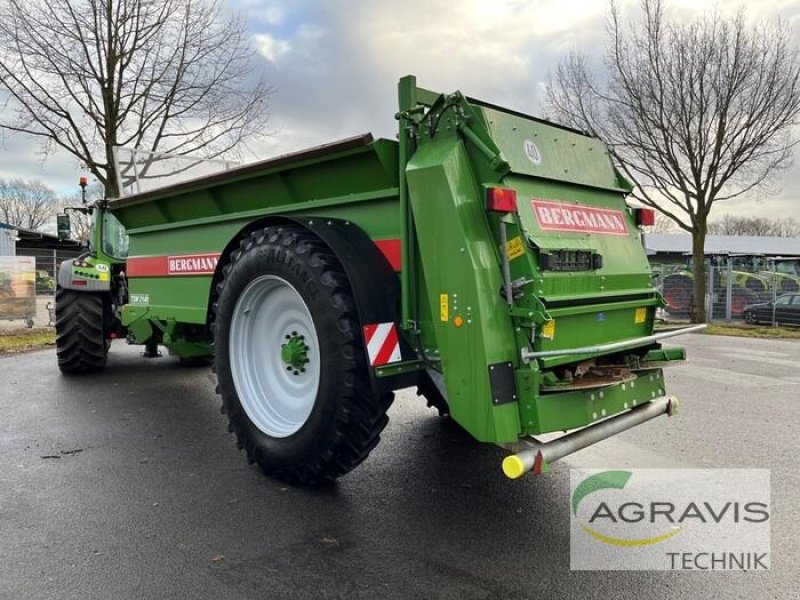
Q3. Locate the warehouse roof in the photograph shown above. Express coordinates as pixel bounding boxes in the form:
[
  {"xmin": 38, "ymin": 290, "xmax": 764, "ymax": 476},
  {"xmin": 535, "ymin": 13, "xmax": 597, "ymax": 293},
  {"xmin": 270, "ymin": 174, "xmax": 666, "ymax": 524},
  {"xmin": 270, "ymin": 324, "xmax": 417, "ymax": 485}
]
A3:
[{"xmin": 644, "ymin": 233, "xmax": 800, "ymax": 256}]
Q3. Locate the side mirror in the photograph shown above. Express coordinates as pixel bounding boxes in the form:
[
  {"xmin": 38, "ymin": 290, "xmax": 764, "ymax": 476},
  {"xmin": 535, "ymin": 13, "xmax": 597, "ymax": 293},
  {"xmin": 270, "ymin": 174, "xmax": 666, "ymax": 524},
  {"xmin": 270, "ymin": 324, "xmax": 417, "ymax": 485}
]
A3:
[{"xmin": 56, "ymin": 214, "xmax": 71, "ymax": 240}]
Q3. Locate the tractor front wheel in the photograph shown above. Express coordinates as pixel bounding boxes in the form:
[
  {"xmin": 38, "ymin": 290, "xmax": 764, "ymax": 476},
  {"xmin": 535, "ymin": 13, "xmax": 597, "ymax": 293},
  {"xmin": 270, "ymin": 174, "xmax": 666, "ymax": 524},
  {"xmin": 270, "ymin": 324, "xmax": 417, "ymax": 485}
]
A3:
[
  {"xmin": 213, "ymin": 226, "xmax": 393, "ymax": 485},
  {"xmin": 55, "ymin": 289, "xmax": 108, "ymax": 374}
]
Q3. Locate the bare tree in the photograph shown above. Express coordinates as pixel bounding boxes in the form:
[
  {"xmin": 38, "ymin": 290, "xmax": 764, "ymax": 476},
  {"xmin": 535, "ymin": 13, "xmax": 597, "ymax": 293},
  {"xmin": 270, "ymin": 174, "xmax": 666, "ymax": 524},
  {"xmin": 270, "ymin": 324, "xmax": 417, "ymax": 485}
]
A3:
[
  {"xmin": 546, "ymin": 0, "xmax": 800, "ymax": 321},
  {"xmin": 0, "ymin": 178, "xmax": 59, "ymax": 230},
  {"xmin": 708, "ymin": 214, "xmax": 800, "ymax": 237},
  {"xmin": 772, "ymin": 216, "xmax": 800, "ymax": 238},
  {"xmin": 644, "ymin": 212, "xmax": 680, "ymax": 233},
  {"xmin": 58, "ymin": 187, "xmax": 100, "ymax": 242},
  {"xmin": 0, "ymin": 0, "xmax": 271, "ymax": 198}
]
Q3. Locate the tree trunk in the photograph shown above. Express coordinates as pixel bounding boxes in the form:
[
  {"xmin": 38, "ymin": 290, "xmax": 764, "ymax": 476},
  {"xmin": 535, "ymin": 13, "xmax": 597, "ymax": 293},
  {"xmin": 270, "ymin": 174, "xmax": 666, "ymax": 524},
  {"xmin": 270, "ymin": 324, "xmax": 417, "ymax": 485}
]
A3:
[
  {"xmin": 691, "ymin": 224, "xmax": 707, "ymax": 323},
  {"xmin": 105, "ymin": 144, "xmax": 121, "ymax": 199}
]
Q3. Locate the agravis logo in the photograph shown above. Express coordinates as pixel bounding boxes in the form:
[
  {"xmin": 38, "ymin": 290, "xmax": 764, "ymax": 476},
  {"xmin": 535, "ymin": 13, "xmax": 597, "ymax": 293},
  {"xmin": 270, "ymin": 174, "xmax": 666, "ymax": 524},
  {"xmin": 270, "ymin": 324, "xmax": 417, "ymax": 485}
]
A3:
[
  {"xmin": 572, "ymin": 470, "xmax": 682, "ymax": 547},
  {"xmin": 570, "ymin": 469, "xmax": 771, "ymax": 571}
]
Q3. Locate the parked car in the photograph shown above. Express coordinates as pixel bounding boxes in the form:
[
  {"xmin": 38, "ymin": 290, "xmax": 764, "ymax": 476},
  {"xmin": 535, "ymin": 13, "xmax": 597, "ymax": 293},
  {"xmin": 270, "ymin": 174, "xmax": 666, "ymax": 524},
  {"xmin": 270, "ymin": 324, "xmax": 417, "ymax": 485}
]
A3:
[{"xmin": 743, "ymin": 293, "xmax": 800, "ymax": 326}]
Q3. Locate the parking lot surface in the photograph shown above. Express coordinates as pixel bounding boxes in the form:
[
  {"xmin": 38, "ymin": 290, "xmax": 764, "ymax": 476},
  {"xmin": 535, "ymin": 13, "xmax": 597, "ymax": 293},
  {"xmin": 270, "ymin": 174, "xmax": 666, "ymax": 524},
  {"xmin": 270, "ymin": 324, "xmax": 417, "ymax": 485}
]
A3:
[{"xmin": 0, "ymin": 334, "xmax": 797, "ymax": 599}]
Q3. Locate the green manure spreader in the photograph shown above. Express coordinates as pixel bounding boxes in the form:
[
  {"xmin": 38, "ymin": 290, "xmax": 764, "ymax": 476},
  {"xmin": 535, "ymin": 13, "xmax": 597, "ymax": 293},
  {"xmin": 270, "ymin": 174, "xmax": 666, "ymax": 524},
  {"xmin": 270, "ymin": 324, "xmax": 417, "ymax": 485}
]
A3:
[{"xmin": 55, "ymin": 76, "xmax": 702, "ymax": 484}]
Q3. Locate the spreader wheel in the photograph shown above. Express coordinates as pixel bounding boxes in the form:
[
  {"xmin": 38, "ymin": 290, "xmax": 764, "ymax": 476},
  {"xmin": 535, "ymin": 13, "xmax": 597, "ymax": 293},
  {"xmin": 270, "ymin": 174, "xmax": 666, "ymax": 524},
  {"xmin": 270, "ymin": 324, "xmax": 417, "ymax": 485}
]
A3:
[{"xmin": 212, "ymin": 225, "xmax": 393, "ymax": 485}]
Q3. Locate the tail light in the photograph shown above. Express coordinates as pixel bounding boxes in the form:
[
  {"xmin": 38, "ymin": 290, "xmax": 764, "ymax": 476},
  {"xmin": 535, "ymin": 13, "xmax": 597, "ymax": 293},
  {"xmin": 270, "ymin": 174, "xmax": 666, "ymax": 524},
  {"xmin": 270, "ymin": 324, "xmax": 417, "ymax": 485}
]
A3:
[
  {"xmin": 634, "ymin": 208, "xmax": 656, "ymax": 227},
  {"xmin": 486, "ymin": 187, "xmax": 517, "ymax": 213}
]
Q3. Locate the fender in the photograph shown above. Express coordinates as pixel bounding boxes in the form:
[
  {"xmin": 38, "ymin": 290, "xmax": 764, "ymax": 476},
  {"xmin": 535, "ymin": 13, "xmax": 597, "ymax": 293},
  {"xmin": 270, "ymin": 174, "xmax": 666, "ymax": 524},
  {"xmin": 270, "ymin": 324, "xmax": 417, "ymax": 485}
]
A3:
[
  {"xmin": 289, "ymin": 217, "xmax": 418, "ymax": 394},
  {"xmin": 211, "ymin": 216, "xmax": 418, "ymax": 394}
]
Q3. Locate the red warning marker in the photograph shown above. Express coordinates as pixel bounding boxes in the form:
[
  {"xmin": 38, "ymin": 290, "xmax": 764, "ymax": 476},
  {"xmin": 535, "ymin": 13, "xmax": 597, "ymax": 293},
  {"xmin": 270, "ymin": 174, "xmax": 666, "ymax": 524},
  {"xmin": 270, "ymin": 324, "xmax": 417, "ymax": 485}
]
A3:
[{"xmin": 363, "ymin": 322, "xmax": 402, "ymax": 366}]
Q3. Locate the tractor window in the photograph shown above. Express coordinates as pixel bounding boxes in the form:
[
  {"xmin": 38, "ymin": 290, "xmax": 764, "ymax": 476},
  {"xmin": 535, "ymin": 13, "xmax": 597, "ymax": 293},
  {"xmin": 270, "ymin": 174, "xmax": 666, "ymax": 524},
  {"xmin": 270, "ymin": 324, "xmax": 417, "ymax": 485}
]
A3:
[
  {"xmin": 775, "ymin": 261, "xmax": 799, "ymax": 275},
  {"xmin": 102, "ymin": 212, "xmax": 129, "ymax": 259}
]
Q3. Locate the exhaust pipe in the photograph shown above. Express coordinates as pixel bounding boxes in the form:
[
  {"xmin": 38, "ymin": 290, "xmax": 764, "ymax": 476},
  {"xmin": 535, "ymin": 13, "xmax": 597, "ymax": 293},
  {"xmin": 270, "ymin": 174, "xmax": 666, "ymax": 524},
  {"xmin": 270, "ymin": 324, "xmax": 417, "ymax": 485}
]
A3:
[{"xmin": 502, "ymin": 396, "xmax": 678, "ymax": 479}]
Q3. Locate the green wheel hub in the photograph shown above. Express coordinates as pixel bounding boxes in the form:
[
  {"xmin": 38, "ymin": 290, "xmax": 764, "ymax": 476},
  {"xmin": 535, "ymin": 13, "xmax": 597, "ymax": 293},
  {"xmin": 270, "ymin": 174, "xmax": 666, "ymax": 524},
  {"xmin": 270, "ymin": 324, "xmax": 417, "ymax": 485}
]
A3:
[{"xmin": 281, "ymin": 334, "xmax": 309, "ymax": 373}]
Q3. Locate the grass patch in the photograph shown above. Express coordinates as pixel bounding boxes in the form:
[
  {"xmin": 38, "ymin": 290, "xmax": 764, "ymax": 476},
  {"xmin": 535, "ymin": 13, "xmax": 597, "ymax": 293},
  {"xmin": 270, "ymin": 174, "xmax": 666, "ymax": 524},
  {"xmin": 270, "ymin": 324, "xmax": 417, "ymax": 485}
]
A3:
[
  {"xmin": 702, "ymin": 323, "xmax": 800, "ymax": 340},
  {"xmin": 0, "ymin": 329, "xmax": 56, "ymax": 354}
]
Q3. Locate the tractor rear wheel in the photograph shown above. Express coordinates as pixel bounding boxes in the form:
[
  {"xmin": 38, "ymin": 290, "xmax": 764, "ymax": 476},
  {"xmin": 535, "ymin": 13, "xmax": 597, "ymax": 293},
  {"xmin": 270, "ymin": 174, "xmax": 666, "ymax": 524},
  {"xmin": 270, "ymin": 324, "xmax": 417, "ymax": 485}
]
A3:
[
  {"xmin": 55, "ymin": 288, "xmax": 108, "ymax": 374},
  {"xmin": 213, "ymin": 225, "xmax": 393, "ymax": 485}
]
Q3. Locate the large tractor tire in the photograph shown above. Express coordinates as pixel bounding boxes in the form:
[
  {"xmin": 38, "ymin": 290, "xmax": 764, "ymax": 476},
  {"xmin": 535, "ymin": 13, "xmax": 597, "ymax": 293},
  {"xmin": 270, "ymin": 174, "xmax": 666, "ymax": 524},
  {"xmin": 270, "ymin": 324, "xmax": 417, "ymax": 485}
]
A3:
[
  {"xmin": 212, "ymin": 225, "xmax": 394, "ymax": 486},
  {"xmin": 779, "ymin": 277, "xmax": 800, "ymax": 294},
  {"xmin": 661, "ymin": 273, "xmax": 693, "ymax": 318},
  {"xmin": 55, "ymin": 288, "xmax": 108, "ymax": 374},
  {"xmin": 731, "ymin": 289, "xmax": 759, "ymax": 318}
]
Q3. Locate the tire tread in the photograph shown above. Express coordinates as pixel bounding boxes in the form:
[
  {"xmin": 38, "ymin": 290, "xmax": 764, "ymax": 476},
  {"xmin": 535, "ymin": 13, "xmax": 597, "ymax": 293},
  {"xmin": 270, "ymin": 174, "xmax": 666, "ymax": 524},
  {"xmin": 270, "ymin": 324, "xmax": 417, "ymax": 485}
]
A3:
[
  {"xmin": 213, "ymin": 225, "xmax": 393, "ymax": 485},
  {"xmin": 55, "ymin": 288, "xmax": 107, "ymax": 374}
]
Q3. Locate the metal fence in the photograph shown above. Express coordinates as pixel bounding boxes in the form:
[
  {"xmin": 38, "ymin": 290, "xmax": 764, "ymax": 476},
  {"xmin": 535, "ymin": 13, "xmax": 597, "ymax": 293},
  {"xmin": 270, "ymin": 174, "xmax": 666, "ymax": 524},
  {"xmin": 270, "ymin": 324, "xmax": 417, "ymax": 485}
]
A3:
[
  {"xmin": 652, "ymin": 257, "xmax": 799, "ymax": 326},
  {"xmin": 19, "ymin": 248, "xmax": 84, "ymax": 295},
  {"xmin": 0, "ymin": 247, "xmax": 82, "ymax": 329}
]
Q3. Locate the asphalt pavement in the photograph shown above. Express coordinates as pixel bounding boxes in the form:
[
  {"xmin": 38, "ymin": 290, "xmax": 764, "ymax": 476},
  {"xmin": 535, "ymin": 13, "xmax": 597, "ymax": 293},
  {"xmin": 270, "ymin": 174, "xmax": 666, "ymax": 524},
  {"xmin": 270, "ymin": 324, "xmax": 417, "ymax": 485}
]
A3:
[{"xmin": 0, "ymin": 334, "xmax": 797, "ymax": 599}]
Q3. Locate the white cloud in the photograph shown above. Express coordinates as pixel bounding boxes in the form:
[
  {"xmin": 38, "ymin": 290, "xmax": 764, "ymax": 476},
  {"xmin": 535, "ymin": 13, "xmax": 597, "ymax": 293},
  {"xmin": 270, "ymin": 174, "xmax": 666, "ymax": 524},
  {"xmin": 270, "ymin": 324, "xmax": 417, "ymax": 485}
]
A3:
[
  {"xmin": 237, "ymin": 0, "xmax": 286, "ymax": 25},
  {"xmin": 253, "ymin": 33, "xmax": 291, "ymax": 63},
  {"xmin": 2, "ymin": 0, "xmax": 800, "ymax": 222}
]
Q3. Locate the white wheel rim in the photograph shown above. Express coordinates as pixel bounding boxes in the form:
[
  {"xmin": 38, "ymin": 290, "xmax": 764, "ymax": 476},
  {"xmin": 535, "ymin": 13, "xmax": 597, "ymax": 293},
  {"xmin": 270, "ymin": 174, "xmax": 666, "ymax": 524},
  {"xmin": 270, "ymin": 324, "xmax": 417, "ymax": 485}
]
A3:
[{"xmin": 229, "ymin": 275, "xmax": 320, "ymax": 438}]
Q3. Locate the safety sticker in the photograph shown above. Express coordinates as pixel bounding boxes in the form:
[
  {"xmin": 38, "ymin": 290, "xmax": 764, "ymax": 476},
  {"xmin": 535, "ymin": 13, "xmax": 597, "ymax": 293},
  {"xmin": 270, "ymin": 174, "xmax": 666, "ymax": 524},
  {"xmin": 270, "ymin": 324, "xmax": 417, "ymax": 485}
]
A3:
[
  {"xmin": 541, "ymin": 319, "xmax": 556, "ymax": 340},
  {"xmin": 439, "ymin": 293, "xmax": 449, "ymax": 322},
  {"xmin": 506, "ymin": 236, "xmax": 525, "ymax": 261},
  {"xmin": 363, "ymin": 322, "xmax": 402, "ymax": 367}
]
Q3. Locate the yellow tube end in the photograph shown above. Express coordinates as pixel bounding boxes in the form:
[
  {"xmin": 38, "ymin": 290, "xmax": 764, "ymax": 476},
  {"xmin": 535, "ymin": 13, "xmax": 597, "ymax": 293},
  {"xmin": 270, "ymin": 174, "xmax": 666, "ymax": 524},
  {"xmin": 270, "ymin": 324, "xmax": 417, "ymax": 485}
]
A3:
[
  {"xmin": 502, "ymin": 455, "xmax": 526, "ymax": 479},
  {"xmin": 667, "ymin": 396, "xmax": 680, "ymax": 416}
]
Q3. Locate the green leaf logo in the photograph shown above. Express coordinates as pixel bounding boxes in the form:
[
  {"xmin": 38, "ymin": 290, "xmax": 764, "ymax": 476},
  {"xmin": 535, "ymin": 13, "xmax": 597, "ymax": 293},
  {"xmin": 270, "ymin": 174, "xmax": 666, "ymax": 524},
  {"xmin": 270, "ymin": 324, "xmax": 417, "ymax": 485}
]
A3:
[
  {"xmin": 572, "ymin": 470, "xmax": 682, "ymax": 547},
  {"xmin": 572, "ymin": 470, "xmax": 632, "ymax": 515}
]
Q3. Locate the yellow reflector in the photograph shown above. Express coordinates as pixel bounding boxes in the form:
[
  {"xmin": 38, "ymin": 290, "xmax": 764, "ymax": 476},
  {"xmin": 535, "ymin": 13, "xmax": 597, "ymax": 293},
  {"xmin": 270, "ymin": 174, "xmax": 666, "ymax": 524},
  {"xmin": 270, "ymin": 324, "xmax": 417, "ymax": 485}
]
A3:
[
  {"xmin": 502, "ymin": 455, "xmax": 526, "ymax": 479},
  {"xmin": 634, "ymin": 307, "xmax": 647, "ymax": 324},
  {"xmin": 541, "ymin": 319, "xmax": 555, "ymax": 339}
]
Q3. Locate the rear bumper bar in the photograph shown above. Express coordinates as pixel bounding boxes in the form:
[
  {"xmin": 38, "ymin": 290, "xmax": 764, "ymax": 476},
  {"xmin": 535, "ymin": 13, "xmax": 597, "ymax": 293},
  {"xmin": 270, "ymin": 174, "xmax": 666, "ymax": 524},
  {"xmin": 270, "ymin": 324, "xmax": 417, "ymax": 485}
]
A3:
[
  {"xmin": 502, "ymin": 396, "xmax": 678, "ymax": 479},
  {"xmin": 521, "ymin": 324, "xmax": 706, "ymax": 362}
]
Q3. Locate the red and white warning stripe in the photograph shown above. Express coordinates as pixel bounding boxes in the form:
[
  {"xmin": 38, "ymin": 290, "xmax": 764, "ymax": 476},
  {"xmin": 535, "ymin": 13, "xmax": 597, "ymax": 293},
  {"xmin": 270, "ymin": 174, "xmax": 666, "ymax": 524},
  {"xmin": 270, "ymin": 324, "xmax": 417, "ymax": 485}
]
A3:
[{"xmin": 363, "ymin": 322, "xmax": 402, "ymax": 367}]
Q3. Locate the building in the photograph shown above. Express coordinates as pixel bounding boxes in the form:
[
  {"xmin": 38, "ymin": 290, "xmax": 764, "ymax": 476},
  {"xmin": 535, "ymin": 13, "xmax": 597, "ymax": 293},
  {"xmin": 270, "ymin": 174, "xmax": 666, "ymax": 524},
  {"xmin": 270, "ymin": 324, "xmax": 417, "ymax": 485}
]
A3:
[
  {"xmin": 644, "ymin": 233, "xmax": 800, "ymax": 265},
  {"xmin": 0, "ymin": 222, "xmax": 17, "ymax": 256},
  {"xmin": 14, "ymin": 226, "xmax": 83, "ymax": 254},
  {"xmin": 0, "ymin": 223, "xmax": 83, "ymax": 293}
]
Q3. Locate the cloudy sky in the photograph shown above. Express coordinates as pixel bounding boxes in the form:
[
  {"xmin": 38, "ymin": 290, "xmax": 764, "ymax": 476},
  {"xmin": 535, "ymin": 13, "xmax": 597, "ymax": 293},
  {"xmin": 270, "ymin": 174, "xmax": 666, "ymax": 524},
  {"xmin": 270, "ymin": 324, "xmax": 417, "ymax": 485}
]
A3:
[{"xmin": 2, "ymin": 0, "xmax": 800, "ymax": 220}]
